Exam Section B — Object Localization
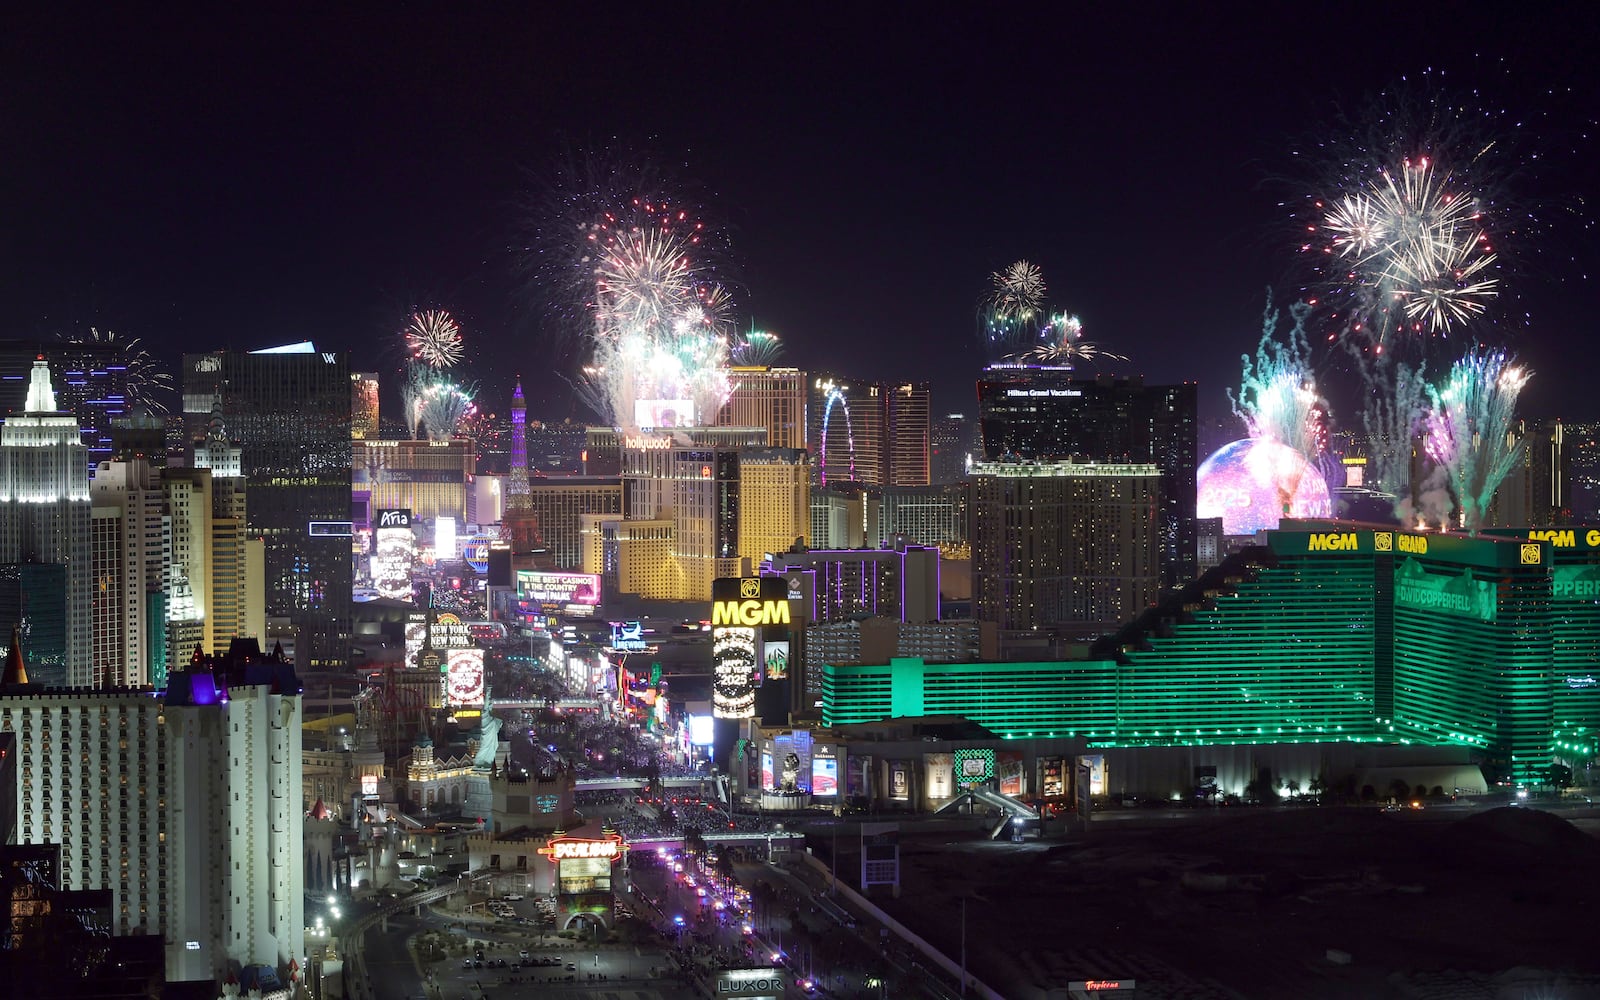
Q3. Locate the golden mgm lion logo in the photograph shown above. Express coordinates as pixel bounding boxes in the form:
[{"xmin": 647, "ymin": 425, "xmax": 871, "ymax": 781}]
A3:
[
  {"xmin": 1375, "ymin": 532, "xmax": 1393, "ymax": 552},
  {"xmin": 741, "ymin": 578, "xmax": 762, "ymax": 599},
  {"xmin": 1521, "ymin": 544, "xmax": 1542, "ymax": 565}
]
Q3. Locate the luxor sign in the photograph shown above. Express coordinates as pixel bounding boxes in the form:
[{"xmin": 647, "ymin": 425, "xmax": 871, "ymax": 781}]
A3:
[{"xmin": 714, "ymin": 968, "xmax": 784, "ymax": 996}]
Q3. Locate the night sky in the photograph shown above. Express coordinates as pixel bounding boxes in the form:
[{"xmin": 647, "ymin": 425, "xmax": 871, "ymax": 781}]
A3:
[{"xmin": 4, "ymin": 7, "xmax": 1598, "ymax": 430}]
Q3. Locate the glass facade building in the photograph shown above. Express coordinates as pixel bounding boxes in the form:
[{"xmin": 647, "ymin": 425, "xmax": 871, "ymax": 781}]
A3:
[
  {"xmin": 182, "ymin": 347, "xmax": 351, "ymax": 668},
  {"xmin": 976, "ymin": 370, "xmax": 1197, "ymax": 591},
  {"xmin": 819, "ymin": 522, "xmax": 1600, "ymax": 785}
]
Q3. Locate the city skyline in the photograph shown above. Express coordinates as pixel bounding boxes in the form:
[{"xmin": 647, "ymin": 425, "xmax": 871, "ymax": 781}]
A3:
[{"xmin": 5, "ymin": 8, "xmax": 1599, "ymax": 432}]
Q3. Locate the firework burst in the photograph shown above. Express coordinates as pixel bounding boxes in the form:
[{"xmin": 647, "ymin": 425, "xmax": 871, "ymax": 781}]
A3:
[
  {"xmin": 522, "ymin": 147, "xmax": 731, "ymax": 359},
  {"xmin": 1029, "ymin": 313, "xmax": 1128, "ymax": 366},
  {"xmin": 978, "ymin": 261, "xmax": 1128, "ymax": 366},
  {"xmin": 57, "ymin": 327, "xmax": 175, "ymax": 414},
  {"xmin": 577, "ymin": 197, "xmax": 735, "ymax": 426},
  {"xmin": 1356, "ymin": 351, "xmax": 1430, "ymax": 510},
  {"xmin": 403, "ymin": 309, "xmax": 464, "ymax": 369},
  {"xmin": 1314, "ymin": 157, "xmax": 1498, "ymax": 338},
  {"xmin": 988, "ymin": 261, "xmax": 1046, "ymax": 321},
  {"xmin": 1288, "ymin": 72, "xmax": 1590, "ymax": 353}
]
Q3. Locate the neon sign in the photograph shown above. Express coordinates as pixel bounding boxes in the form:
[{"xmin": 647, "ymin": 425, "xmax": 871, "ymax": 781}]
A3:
[
  {"xmin": 711, "ymin": 600, "xmax": 791, "ymax": 627},
  {"xmin": 540, "ymin": 834, "xmax": 624, "ymax": 863}
]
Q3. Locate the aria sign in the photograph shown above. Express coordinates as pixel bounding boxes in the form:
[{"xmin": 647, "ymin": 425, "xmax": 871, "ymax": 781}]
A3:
[{"xmin": 539, "ymin": 834, "xmax": 625, "ymax": 864}]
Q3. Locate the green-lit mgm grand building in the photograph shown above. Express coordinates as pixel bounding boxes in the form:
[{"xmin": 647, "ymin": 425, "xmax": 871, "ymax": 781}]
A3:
[{"xmin": 822, "ymin": 521, "xmax": 1600, "ymax": 787}]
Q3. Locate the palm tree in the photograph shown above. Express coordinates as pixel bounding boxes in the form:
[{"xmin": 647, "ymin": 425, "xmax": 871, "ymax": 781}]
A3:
[
  {"xmin": 684, "ymin": 829, "xmax": 707, "ymax": 862},
  {"xmin": 751, "ymin": 880, "xmax": 777, "ymax": 932},
  {"xmin": 715, "ymin": 851, "xmax": 736, "ymax": 892}
]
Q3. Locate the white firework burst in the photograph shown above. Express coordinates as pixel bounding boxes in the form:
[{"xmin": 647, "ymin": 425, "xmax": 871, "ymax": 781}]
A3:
[{"xmin": 404, "ymin": 310, "xmax": 465, "ymax": 369}]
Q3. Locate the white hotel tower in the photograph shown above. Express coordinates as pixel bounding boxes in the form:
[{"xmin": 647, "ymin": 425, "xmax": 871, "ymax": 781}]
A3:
[
  {"xmin": 0, "ymin": 641, "xmax": 305, "ymax": 987},
  {"xmin": 0, "ymin": 357, "xmax": 91, "ymax": 685}
]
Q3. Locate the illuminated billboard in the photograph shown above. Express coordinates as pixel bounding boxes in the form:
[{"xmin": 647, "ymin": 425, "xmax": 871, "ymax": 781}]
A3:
[
  {"xmin": 431, "ymin": 612, "xmax": 473, "ymax": 650},
  {"xmin": 761, "ymin": 752, "xmax": 774, "ymax": 792},
  {"xmin": 925, "ymin": 753, "xmax": 953, "ymax": 799},
  {"xmin": 889, "ymin": 762, "xmax": 910, "ymax": 801},
  {"xmin": 1040, "ymin": 756, "xmax": 1065, "ymax": 798},
  {"xmin": 634, "ymin": 398, "xmax": 693, "ymax": 429},
  {"xmin": 953, "ymin": 747, "xmax": 995, "ymax": 785},
  {"xmin": 445, "ymin": 648, "xmax": 485, "ymax": 707},
  {"xmin": 1077, "ymin": 754, "xmax": 1107, "ymax": 796},
  {"xmin": 710, "ymin": 575, "xmax": 791, "ymax": 629},
  {"xmin": 435, "ymin": 516, "xmax": 457, "ymax": 560},
  {"xmin": 517, "ymin": 570, "xmax": 601, "ymax": 606},
  {"xmin": 997, "ymin": 750, "xmax": 1024, "ymax": 797},
  {"xmin": 688, "ymin": 714, "xmax": 715, "ymax": 747},
  {"xmin": 404, "ymin": 612, "xmax": 429, "ymax": 669},
  {"xmin": 372, "ymin": 509, "xmax": 417, "ymax": 600},
  {"xmin": 539, "ymin": 834, "xmax": 625, "ymax": 864},
  {"xmin": 762, "ymin": 640, "xmax": 789, "ymax": 681},
  {"xmin": 611, "ymin": 621, "xmax": 647, "ymax": 651},
  {"xmin": 462, "ymin": 535, "xmax": 493, "ymax": 574},
  {"xmin": 812, "ymin": 755, "xmax": 839, "ymax": 797},
  {"xmin": 712, "ymin": 626, "xmax": 757, "ymax": 719}
]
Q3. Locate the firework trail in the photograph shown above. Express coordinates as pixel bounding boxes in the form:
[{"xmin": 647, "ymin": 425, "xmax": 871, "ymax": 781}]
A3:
[
  {"xmin": 57, "ymin": 327, "xmax": 175, "ymax": 414},
  {"xmin": 1422, "ymin": 348, "xmax": 1530, "ymax": 532},
  {"xmin": 1029, "ymin": 312, "xmax": 1128, "ymax": 366},
  {"xmin": 404, "ymin": 310, "xmax": 464, "ymax": 369},
  {"xmin": 418, "ymin": 377, "xmax": 477, "ymax": 442},
  {"xmin": 731, "ymin": 330, "xmax": 783, "ymax": 367},
  {"xmin": 1228, "ymin": 298, "xmax": 1327, "ymax": 463},
  {"xmin": 1355, "ymin": 351, "xmax": 1430, "ymax": 518},
  {"xmin": 399, "ymin": 364, "xmax": 430, "ymax": 439}
]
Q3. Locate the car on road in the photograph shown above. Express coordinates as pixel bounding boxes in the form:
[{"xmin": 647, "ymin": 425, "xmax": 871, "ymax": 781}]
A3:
[{"xmin": 503, "ymin": 893, "xmax": 524, "ymax": 900}]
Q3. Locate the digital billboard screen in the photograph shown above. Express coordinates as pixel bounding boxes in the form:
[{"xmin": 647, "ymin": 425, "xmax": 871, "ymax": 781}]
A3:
[
  {"xmin": 517, "ymin": 570, "xmax": 602, "ymax": 606},
  {"xmin": 446, "ymin": 648, "xmax": 485, "ymax": 707},
  {"xmin": 761, "ymin": 640, "xmax": 789, "ymax": 681},
  {"xmin": 761, "ymin": 752, "xmax": 774, "ymax": 792},
  {"xmin": 404, "ymin": 613, "xmax": 429, "ymax": 669},
  {"xmin": 688, "ymin": 715, "xmax": 715, "ymax": 746},
  {"xmin": 462, "ymin": 535, "xmax": 492, "ymax": 574},
  {"xmin": 372, "ymin": 511, "xmax": 417, "ymax": 601},
  {"xmin": 811, "ymin": 756, "xmax": 839, "ymax": 797},
  {"xmin": 712, "ymin": 626, "xmax": 757, "ymax": 719},
  {"xmin": 634, "ymin": 398, "xmax": 693, "ymax": 429}
]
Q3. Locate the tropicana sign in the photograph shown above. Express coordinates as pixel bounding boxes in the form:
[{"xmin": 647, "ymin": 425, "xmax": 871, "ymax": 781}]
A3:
[{"xmin": 539, "ymin": 834, "xmax": 625, "ymax": 864}]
